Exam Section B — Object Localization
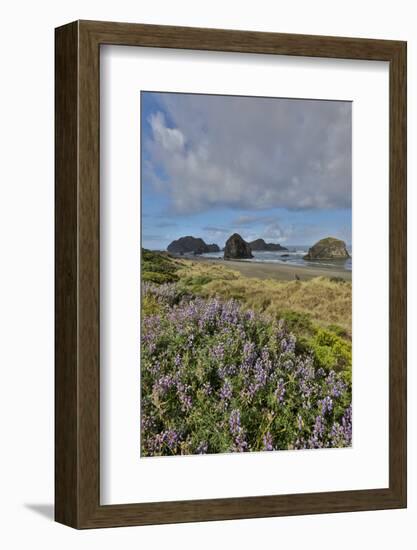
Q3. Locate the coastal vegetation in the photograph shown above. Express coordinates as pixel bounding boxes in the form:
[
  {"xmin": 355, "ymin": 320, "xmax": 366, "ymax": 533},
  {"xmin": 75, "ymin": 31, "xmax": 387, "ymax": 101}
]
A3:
[
  {"xmin": 175, "ymin": 259, "xmax": 351, "ymax": 334},
  {"xmin": 141, "ymin": 250, "xmax": 352, "ymax": 456}
]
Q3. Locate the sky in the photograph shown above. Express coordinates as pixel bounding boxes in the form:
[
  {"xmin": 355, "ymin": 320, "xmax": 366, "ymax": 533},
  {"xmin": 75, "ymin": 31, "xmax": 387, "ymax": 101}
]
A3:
[{"xmin": 141, "ymin": 91, "xmax": 352, "ymax": 250}]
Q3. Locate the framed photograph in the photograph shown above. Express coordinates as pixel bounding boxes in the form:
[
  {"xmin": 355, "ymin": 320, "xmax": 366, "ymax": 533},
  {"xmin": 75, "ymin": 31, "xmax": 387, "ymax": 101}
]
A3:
[{"xmin": 55, "ymin": 20, "xmax": 406, "ymax": 528}]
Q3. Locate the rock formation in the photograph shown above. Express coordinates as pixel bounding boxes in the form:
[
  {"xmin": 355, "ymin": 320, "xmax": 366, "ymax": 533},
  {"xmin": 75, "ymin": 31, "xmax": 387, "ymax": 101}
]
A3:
[
  {"xmin": 249, "ymin": 238, "xmax": 288, "ymax": 252},
  {"xmin": 303, "ymin": 237, "xmax": 350, "ymax": 260},
  {"xmin": 167, "ymin": 236, "xmax": 219, "ymax": 255},
  {"xmin": 206, "ymin": 243, "xmax": 221, "ymax": 253},
  {"xmin": 224, "ymin": 233, "xmax": 253, "ymax": 259}
]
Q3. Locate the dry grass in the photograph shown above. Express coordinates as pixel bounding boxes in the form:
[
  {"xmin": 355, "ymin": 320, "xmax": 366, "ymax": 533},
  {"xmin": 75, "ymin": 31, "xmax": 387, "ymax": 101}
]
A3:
[{"xmin": 177, "ymin": 260, "xmax": 352, "ymax": 334}]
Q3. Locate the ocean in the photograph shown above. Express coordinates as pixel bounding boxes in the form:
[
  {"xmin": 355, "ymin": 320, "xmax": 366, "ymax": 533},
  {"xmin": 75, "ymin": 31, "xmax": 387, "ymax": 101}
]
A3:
[{"xmin": 201, "ymin": 245, "xmax": 352, "ymax": 272}]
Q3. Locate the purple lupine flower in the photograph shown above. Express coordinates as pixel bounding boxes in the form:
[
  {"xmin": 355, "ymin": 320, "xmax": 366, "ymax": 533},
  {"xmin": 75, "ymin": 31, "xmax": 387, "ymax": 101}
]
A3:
[
  {"xmin": 229, "ymin": 409, "xmax": 248, "ymax": 452},
  {"xmin": 243, "ymin": 341, "xmax": 256, "ymax": 363},
  {"xmin": 176, "ymin": 381, "xmax": 193, "ymax": 412},
  {"xmin": 341, "ymin": 404, "xmax": 352, "ymax": 443},
  {"xmin": 218, "ymin": 363, "xmax": 237, "ymax": 379},
  {"xmin": 233, "ymin": 433, "xmax": 248, "ymax": 452},
  {"xmin": 329, "ymin": 405, "xmax": 352, "ymax": 448},
  {"xmin": 141, "ymin": 414, "xmax": 154, "ymax": 432},
  {"xmin": 261, "ymin": 347, "xmax": 272, "ymax": 370},
  {"xmin": 229, "ymin": 409, "xmax": 241, "ymax": 436},
  {"xmin": 295, "ymin": 356, "xmax": 315, "ymax": 381},
  {"xmin": 153, "ymin": 373, "xmax": 175, "ymax": 396},
  {"xmin": 219, "ymin": 299, "xmax": 240, "ymax": 326},
  {"xmin": 263, "ymin": 431, "xmax": 273, "ymax": 451},
  {"xmin": 281, "ymin": 358, "xmax": 294, "ymax": 371},
  {"xmin": 201, "ymin": 381, "xmax": 212, "ymax": 396},
  {"xmin": 294, "ymin": 437, "xmax": 308, "ymax": 450},
  {"xmin": 276, "ymin": 319, "xmax": 286, "ymax": 340},
  {"xmin": 275, "ymin": 378, "xmax": 286, "ymax": 404},
  {"xmin": 148, "ymin": 433, "xmax": 164, "ymax": 454},
  {"xmin": 163, "ymin": 429, "xmax": 179, "ymax": 451},
  {"xmin": 326, "ymin": 371, "xmax": 347, "ymax": 398},
  {"xmin": 148, "ymin": 361, "xmax": 161, "ymax": 376},
  {"xmin": 196, "ymin": 441, "xmax": 208, "ymax": 454},
  {"xmin": 299, "ymin": 378, "xmax": 313, "ymax": 403},
  {"xmin": 254, "ymin": 359, "xmax": 268, "ymax": 387},
  {"xmin": 320, "ymin": 396, "xmax": 333, "ymax": 415},
  {"xmin": 142, "ymin": 281, "xmax": 181, "ymax": 305},
  {"xmin": 314, "ymin": 414, "xmax": 325, "ymax": 437},
  {"xmin": 280, "ymin": 332, "xmax": 296, "ymax": 354},
  {"xmin": 211, "ymin": 343, "xmax": 225, "ymax": 361},
  {"xmin": 220, "ymin": 379, "xmax": 232, "ymax": 403},
  {"xmin": 217, "ymin": 365, "xmax": 227, "ymax": 380},
  {"xmin": 245, "ymin": 309, "xmax": 255, "ymax": 322},
  {"xmin": 308, "ymin": 414, "xmax": 326, "ymax": 448}
]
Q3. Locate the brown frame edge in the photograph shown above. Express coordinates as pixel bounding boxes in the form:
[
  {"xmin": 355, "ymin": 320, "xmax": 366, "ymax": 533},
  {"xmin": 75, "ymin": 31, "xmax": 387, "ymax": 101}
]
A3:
[{"xmin": 55, "ymin": 20, "xmax": 407, "ymax": 529}]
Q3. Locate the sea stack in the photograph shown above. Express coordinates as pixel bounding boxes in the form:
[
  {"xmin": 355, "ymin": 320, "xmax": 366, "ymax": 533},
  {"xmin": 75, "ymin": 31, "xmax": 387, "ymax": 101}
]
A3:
[
  {"xmin": 167, "ymin": 236, "xmax": 219, "ymax": 255},
  {"xmin": 206, "ymin": 243, "xmax": 221, "ymax": 253},
  {"xmin": 249, "ymin": 238, "xmax": 288, "ymax": 252},
  {"xmin": 224, "ymin": 233, "xmax": 253, "ymax": 259},
  {"xmin": 303, "ymin": 237, "xmax": 350, "ymax": 260}
]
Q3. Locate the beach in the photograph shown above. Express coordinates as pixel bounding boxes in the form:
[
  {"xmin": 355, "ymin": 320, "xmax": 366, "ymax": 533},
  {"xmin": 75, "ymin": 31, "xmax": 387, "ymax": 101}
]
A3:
[{"xmin": 189, "ymin": 256, "xmax": 352, "ymax": 282}]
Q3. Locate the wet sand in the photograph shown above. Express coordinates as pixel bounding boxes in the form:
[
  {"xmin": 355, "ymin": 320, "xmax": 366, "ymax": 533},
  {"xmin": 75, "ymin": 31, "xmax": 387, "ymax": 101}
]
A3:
[{"xmin": 189, "ymin": 256, "xmax": 352, "ymax": 282}]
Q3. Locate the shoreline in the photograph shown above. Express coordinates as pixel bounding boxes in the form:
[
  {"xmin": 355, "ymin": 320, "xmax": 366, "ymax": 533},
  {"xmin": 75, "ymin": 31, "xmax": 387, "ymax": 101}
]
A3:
[{"xmin": 186, "ymin": 255, "xmax": 352, "ymax": 282}]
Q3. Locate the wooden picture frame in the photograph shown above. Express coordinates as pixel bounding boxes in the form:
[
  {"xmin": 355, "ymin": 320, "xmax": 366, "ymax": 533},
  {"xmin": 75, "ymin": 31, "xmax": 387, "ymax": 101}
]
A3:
[{"xmin": 55, "ymin": 20, "xmax": 407, "ymax": 528}]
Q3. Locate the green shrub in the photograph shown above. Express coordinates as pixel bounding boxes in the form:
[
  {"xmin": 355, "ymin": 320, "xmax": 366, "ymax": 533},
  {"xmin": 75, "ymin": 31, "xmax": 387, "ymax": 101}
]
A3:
[
  {"xmin": 141, "ymin": 249, "xmax": 179, "ymax": 284},
  {"xmin": 142, "ymin": 271, "xmax": 178, "ymax": 284},
  {"xmin": 327, "ymin": 324, "xmax": 350, "ymax": 339},
  {"xmin": 142, "ymin": 293, "xmax": 162, "ymax": 316},
  {"xmin": 279, "ymin": 310, "xmax": 314, "ymax": 335},
  {"xmin": 179, "ymin": 274, "xmax": 214, "ymax": 293},
  {"xmin": 309, "ymin": 328, "xmax": 351, "ymax": 372}
]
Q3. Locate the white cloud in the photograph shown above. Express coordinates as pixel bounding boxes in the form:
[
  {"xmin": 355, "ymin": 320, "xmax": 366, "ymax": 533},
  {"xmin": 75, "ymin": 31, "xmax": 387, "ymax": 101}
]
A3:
[
  {"xmin": 144, "ymin": 94, "xmax": 351, "ymax": 214},
  {"xmin": 148, "ymin": 111, "xmax": 185, "ymax": 153},
  {"xmin": 233, "ymin": 214, "xmax": 276, "ymax": 227}
]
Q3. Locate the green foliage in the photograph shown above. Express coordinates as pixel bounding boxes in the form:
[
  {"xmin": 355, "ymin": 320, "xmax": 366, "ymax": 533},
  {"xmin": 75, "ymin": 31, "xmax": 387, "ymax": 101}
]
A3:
[
  {"xmin": 142, "ymin": 271, "xmax": 178, "ymax": 284},
  {"xmin": 309, "ymin": 328, "xmax": 352, "ymax": 372},
  {"xmin": 142, "ymin": 293, "xmax": 162, "ymax": 316},
  {"xmin": 327, "ymin": 324, "xmax": 349, "ymax": 338},
  {"xmin": 275, "ymin": 314, "xmax": 351, "ymax": 375},
  {"xmin": 141, "ymin": 248, "xmax": 179, "ymax": 284},
  {"xmin": 278, "ymin": 310, "xmax": 314, "ymax": 336},
  {"xmin": 179, "ymin": 274, "xmax": 213, "ymax": 293}
]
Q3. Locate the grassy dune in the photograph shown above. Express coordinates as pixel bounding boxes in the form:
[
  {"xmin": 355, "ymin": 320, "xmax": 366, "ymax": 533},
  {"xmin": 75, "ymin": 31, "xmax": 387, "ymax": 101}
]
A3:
[
  {"xmin": 176, "ymin": 260, "xmax": 352, "ymax": 335},
  {"xmin": 142, "ymin": 250, "xmax": 352, "ymax": 375}
]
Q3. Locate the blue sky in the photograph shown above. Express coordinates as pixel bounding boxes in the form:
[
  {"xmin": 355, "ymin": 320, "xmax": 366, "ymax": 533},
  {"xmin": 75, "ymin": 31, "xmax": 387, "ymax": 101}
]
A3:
[{"xmin": 141, "ymin": 92, "xmax": 351, "ymax": 250}]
